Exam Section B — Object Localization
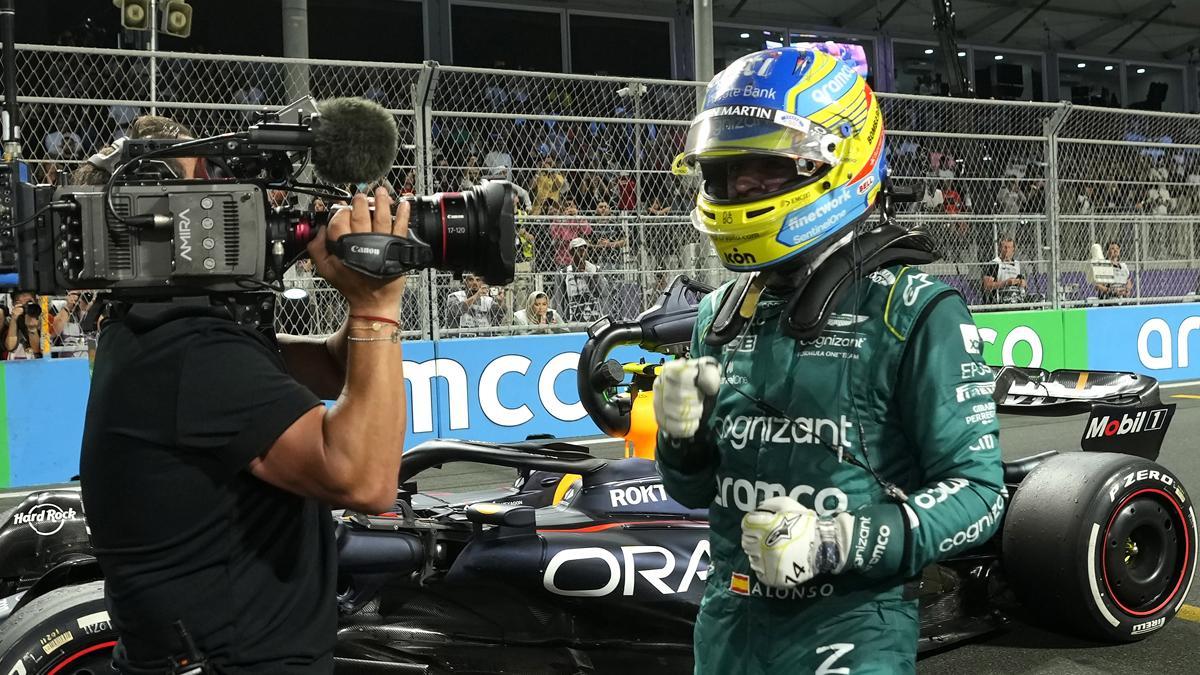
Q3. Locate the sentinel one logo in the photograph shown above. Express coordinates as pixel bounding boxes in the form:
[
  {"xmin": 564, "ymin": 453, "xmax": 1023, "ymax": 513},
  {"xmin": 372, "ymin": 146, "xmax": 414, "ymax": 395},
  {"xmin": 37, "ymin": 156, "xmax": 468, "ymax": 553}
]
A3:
[
  {"xmin": 12, "ymin": 503, "xmax": 78, "ymax": 536},
  {"xmin": 783, "ymin": 190, "xmax": 854, "ymax": 240},
  {"xmin": 177, "ymin": 208, "xmax": 193, "ymax": 262},
  {"xmin": 403, "ymin": 352, "xmax": 587, "ymax": 433}
]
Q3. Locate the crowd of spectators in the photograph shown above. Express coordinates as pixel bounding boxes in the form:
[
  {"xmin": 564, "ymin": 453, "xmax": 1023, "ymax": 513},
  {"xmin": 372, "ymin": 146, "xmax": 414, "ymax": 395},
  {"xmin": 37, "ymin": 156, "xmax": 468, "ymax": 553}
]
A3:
[{"xmin": 0, "ymin": 290, "xmax": 98, "ymax": 360}]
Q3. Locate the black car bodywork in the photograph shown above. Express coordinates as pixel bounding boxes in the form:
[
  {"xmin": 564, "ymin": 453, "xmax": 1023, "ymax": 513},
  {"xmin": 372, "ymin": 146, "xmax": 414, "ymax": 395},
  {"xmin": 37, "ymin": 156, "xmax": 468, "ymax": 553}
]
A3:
[{"xmin": 0, "ymin": 276, "xmax": 1192, "ymax": 674}]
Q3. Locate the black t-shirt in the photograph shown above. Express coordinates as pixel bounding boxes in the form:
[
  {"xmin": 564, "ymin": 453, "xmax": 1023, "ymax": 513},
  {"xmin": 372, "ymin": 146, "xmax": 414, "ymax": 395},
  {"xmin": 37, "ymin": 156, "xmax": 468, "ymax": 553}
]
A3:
[{"xmin": 79, "ymin": 303, "xmax": 330, "ymax": 674}]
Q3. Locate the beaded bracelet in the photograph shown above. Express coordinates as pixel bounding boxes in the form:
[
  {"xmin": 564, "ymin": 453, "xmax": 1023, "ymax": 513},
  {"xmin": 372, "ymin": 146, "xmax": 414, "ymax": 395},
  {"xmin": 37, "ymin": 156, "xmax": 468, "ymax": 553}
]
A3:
[
  {"xmin": 348, "ymin": 320, "xmax": 400, "ymax": 333},
  {"xmin": 346, "ymin": 332, "xmax": 400, "ymax": 344}
]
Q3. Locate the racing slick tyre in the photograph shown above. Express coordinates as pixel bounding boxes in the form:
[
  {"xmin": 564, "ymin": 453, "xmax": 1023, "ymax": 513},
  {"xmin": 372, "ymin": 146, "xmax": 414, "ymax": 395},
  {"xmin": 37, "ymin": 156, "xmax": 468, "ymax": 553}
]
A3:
[
  {"xmin": 0, "ymin": 581, "xmax": 117, "ymax": 674},
  {"xmin": 1003, "ymin": 452, "xmax": 1198, "ymax": 642}
]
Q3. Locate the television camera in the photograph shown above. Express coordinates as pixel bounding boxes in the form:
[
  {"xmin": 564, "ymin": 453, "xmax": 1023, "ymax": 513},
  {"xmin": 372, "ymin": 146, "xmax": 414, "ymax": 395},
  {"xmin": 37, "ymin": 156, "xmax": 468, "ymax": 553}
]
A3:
[{"xmin": 0, "ymin": 96, "xmax": 516, "ymax": 301}]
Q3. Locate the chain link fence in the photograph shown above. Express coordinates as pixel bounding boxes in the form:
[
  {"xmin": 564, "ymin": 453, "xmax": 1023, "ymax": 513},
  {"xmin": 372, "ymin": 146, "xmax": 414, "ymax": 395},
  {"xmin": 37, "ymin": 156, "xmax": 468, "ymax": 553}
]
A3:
[{"xmin": 6, "ymin": 44, "xmax": 1200, "ymax": 351}]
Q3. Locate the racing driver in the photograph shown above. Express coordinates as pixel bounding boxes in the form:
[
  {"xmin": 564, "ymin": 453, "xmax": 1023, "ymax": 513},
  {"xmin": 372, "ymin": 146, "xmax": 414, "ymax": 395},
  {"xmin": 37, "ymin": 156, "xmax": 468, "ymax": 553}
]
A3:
[{"xmin": 654, "ymin": 48, "xmax": 1006, "ymax": 673}]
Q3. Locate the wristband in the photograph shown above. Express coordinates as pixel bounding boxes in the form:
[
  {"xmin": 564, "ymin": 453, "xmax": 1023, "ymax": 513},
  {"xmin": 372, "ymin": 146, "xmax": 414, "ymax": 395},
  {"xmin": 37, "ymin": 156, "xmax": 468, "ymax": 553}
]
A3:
[{"xmin": 349, "ymin": 314, "xmax": 399, "ymax": 326}]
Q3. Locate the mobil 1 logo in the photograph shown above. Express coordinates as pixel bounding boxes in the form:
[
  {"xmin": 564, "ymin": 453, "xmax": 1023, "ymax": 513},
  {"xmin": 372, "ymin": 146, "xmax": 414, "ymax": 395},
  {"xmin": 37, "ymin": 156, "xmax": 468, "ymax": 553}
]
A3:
[{"xmin": 1080, "ymin": 403, "xmax": 1176, "ymax": 459}]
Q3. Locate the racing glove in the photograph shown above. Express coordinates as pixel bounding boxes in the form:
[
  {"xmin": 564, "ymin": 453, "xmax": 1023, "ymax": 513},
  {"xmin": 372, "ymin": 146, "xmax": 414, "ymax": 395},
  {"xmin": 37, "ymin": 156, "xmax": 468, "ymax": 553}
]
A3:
[
  {"xmin": 740, "ymin": 496, "xmax": 856, "ymax": 588},
  {"xmin": 652, "ymin": 356, "xmax": 721, "ymax": 439}
]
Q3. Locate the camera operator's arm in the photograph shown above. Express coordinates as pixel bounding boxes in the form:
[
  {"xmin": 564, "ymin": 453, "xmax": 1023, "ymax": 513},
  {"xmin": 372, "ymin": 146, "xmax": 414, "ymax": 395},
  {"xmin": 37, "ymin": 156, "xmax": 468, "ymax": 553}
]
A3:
[
  {"xmin": 276, "ymin": 321, "xmax": 350, "ymax": 402},
  {"xmin": 50, "ymin": 292, "xmax": 80, "ymax": 339},
  {"xmin": 251, "ymin": 190, "xmax": 409, "ymax": 514}
]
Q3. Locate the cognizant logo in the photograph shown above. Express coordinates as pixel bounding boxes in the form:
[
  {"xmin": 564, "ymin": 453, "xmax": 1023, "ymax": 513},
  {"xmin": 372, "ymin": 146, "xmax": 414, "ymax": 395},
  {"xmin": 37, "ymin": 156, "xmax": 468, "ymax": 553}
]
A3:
[{"xmin": 715, "ymin": 414, "xmax": 853, "ymax": 450}]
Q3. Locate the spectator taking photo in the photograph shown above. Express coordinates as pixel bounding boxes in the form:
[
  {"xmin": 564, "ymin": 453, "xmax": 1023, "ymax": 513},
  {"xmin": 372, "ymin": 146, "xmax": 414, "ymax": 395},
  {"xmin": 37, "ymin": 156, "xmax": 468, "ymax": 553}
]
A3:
[{"xmin": 513, "ymin": 290, "xmax": 566, "ymax": 334}]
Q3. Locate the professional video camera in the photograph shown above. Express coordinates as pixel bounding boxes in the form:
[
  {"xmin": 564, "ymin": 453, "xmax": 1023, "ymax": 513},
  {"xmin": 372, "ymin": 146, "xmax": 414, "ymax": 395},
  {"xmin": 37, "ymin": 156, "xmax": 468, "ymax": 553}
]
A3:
[{"xmin": 0, "ymin": 96, "xmax": 516, "ymax": 300}]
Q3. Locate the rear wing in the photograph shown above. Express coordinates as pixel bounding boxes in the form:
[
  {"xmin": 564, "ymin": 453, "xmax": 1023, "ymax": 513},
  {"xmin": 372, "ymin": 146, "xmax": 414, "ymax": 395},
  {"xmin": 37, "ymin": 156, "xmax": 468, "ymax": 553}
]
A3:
[{"xmin": 991, "ymin": 366, "xmax": 1174, "ymax": 460}]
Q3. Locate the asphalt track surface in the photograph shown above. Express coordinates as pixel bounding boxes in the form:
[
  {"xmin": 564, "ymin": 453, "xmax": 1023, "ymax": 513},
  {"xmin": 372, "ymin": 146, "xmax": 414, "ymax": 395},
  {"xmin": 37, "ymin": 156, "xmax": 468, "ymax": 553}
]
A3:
[{"xmin": 6, "ymin": 382, "xmax": 1200, "ymax": 673}]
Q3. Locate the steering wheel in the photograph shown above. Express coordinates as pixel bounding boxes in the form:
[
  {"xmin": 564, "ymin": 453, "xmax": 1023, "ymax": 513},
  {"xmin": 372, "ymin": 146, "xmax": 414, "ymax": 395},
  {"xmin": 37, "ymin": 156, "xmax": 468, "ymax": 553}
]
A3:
[{"xmin": 576, "ymin": 275, "xmax": 713, "ymax": 440}]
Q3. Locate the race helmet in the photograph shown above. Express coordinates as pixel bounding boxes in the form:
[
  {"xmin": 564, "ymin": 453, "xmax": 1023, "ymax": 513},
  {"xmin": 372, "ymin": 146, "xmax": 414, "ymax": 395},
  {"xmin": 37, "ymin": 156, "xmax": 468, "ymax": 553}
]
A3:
[{"xmin": 680, "ymin": 48, "xmax": 887, "ymax": 272}]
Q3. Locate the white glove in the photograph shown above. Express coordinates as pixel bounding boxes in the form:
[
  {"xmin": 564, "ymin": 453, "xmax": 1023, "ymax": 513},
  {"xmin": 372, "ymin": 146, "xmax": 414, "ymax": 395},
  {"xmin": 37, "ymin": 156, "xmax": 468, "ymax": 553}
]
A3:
[
  {"xmin": 740, "ymin": 496, "xmax": 856, "ymax": 589},
  {"xmin": 652, "ymin": 356, "xmax": 721, "ymax": 439}
]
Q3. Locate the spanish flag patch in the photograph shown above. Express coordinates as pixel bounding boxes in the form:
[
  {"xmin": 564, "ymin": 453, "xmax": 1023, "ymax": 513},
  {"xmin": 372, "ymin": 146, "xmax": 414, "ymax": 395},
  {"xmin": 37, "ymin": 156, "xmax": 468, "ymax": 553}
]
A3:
[{"xmin": 730, "ymin": 572, "xmax": 750, "ymax": 596}]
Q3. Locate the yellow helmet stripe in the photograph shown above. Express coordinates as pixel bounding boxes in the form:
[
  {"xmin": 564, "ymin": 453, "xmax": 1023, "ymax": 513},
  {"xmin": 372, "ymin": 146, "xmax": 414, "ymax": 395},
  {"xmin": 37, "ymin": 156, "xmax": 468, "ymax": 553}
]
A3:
[
  {"xmin": 810, "ymin": 79, "xmax": 869, "ymax": 131},
  {"xmin": 783, "ymin": 54, "xmax": 838, "ymax": 112}
]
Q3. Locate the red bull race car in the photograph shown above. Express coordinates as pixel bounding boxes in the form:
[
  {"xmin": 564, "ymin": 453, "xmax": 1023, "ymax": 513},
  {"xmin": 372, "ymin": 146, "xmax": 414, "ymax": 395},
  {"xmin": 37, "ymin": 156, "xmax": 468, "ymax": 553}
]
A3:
[{"xmin": 0, "ymin": 276, "xmax": 1194, "ymax": 674}]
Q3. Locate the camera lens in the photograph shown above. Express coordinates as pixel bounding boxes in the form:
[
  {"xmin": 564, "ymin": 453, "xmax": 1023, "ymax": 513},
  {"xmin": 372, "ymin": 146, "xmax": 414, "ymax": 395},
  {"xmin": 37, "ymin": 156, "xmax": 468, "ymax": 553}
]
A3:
[
  {"xmin": 405, "ymin": 181, "xmax": 516, "ymax": 286},
  {"xmin": 24, "ymin": 300, "xmax": 40, "ymax": 318}
]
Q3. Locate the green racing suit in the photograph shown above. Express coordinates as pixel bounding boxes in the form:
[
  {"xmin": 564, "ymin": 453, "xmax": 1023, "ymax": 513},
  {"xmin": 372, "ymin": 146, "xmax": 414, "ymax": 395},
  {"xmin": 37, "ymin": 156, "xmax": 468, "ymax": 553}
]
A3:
[{"xmin": 657, "ymin": 265, "xmax": 1006, "ymax": 674}]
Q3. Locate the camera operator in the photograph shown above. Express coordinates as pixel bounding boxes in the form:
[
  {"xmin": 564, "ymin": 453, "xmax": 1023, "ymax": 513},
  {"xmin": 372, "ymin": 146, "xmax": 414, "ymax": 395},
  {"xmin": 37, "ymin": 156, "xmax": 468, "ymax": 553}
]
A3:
[
  {"xmin": 50, "ymin": 290, "xmax": 98, "ymax": 359},
  {"xmin": 79, "ymin": 188, "xmax": 411, "ymax": 673},
  {"xmin": 4, "ymin": 290, "xmax": 45, "ymax": 360}
]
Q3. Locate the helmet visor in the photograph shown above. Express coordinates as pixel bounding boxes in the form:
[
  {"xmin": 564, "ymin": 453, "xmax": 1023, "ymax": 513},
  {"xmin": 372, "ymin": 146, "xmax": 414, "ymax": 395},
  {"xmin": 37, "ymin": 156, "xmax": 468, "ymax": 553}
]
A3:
[{"xmin": 682, "ymin": 105, "xmax": 842, "ymax": 169}]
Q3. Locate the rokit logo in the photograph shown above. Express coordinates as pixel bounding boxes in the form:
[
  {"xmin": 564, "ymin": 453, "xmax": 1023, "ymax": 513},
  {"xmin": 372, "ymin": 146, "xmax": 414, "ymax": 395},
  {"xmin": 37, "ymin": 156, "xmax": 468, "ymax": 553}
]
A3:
[
  {"xmin": 11, "ymin": 503, "xmax": 78, "ymax": 536},
  {"xmin": 609, "ymin": 483, "xmax": 668, "ymax": 508}
]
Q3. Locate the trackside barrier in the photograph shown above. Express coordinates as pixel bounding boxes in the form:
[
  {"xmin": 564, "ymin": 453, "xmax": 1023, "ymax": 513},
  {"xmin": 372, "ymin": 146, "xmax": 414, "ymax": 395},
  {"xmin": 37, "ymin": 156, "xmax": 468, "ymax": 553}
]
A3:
[{"xmin": 2, "ymin": 302, "xmax": 1199, "ymax": 488}]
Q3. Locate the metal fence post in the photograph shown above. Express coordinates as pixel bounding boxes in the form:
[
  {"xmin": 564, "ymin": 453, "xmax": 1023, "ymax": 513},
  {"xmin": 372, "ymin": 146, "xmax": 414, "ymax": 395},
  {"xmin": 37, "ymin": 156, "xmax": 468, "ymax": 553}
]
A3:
[
  {"xmin": 1043, "ymin": 101, "xmax": 1072, "ymax": 310},
  {"xmin": 148, "ymin": 0, "xmax": 157, "ymax": 116},
  {"xmin": 412, "ymin": 61, "xmax": 439, "ymax": 341}
]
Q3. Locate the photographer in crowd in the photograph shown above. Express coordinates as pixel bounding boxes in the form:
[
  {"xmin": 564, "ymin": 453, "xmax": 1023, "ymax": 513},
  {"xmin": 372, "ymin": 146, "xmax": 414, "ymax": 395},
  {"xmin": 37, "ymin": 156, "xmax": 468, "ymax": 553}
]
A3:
[
  {"xmin": 513, "ymin": 290, "xmax": 565, "ymax": 334},
  {"xmin": 4, "ymin": 290, "xmax": 45, "ymax": 360},
  {"xmin": 79, "ymin": 186, "xmax": 411, "ymax": 673},
  {"xmin": 445, "ymin": 274, "xmax": 507, "ymax": 337},
  {"xmin": 51, "ymin": 290, "xmax": 98, "ymax": 359}
]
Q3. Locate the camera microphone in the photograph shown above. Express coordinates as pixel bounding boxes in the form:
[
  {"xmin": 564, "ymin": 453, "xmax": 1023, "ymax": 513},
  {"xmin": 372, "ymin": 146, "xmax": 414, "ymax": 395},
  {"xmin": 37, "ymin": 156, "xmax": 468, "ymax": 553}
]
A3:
[{"xmin": 309, "ymin": 97, "xmax": 399, "ymax": 185}]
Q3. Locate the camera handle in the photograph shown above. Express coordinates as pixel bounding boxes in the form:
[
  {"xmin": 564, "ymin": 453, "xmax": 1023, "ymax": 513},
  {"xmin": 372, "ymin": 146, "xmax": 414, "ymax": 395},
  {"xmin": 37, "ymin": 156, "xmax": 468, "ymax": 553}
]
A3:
[{"xmin": 326, "ymin": 232, "xmax": 432, "ymax": 280}]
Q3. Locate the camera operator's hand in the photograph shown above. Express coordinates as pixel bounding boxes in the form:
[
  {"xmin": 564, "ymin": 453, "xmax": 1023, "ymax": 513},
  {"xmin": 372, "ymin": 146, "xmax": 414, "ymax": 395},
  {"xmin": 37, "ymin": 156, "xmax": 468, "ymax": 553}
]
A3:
[{"xmin": 307, "ymin": 187, "xmax": 409, "ymax": 318}]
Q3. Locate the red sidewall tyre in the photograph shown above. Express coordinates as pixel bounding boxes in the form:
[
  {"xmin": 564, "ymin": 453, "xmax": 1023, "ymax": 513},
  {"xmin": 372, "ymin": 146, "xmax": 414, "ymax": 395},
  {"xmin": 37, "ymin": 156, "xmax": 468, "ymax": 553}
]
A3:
[
  {"xmin": 0, "ymin": 581, "xmax": 117, "ymax": 675},
  {"xmin": 1003, "ymin": 452, "xmax": 1198, "ymax": 642}
]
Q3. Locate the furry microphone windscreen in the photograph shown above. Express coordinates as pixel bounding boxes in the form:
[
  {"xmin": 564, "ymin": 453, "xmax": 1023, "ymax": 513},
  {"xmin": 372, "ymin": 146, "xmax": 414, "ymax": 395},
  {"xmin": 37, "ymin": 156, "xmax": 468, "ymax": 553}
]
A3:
[{"xmin": 311, "ymin": 97, "xmax": 399, "ymax": 185}]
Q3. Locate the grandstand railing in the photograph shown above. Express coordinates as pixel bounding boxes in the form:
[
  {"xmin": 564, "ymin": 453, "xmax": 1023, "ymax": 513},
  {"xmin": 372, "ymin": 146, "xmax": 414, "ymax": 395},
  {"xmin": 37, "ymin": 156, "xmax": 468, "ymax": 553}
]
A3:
[{"xmin": 6, "ymin": 44, "xmax": 1200, "ymax": 345}]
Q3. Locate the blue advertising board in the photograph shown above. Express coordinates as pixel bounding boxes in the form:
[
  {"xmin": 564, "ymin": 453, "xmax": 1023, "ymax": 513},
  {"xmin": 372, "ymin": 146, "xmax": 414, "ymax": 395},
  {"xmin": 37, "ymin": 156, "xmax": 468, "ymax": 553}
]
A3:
[
  {"xmin": 1086, "ymin": 303, "xmax": 1200, "ymax": 382},
  {"xmin": 403, "ymin": 333, "xmax": 664, "ymax": 447}
]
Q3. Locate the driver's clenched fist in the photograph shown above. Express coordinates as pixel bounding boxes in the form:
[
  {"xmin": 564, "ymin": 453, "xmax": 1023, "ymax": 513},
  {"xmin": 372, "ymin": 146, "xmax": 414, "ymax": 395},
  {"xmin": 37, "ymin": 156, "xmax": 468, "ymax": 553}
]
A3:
[{"xmin": 653, "ymin": 356, "xmax": 721, "ymax": 439}]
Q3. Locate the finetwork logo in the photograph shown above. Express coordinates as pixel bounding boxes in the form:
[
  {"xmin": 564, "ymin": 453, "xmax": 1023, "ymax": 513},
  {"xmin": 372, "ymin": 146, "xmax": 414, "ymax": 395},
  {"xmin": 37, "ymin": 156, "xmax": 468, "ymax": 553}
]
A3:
[{"xmin": 779, "ymin": 190, "xmax": 854, "ymax": 245}]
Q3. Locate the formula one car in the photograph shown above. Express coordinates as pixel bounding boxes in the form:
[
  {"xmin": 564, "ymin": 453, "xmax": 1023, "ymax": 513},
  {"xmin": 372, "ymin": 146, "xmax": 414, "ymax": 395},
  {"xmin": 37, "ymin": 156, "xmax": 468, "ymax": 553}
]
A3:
[{"xmin": 0, "ymin": 276, "xmax": 1195, "ymax": 674}]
